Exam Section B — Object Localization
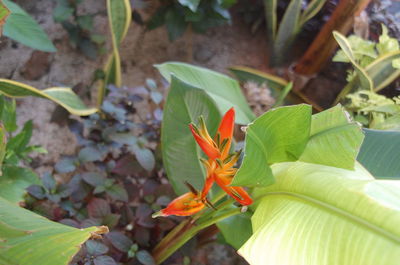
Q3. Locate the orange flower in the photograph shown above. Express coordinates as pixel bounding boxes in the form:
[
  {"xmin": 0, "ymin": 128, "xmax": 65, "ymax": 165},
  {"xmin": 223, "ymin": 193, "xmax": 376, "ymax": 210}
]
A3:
[
  {"xmin": 154, "ymin": 108, "xmax": 252, "ymax": 218},
  {"xmin": 152, "ymin": 182, "xmax": 206, "ymax": 217},
  {"xmin": 192, "ymin": 108, "xmax": 253, "ymax": 206}
]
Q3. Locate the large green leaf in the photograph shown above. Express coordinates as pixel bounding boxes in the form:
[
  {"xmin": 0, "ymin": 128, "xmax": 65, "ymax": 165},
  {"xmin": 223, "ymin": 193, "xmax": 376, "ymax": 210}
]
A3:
[
  {"xmin": 0, "ymin": 165, "xmax": 40, "ymax": 204},
  {"xmin": 333, "ymin": 31, "xmax": 373, "ymax": 91},
  {"xmin": 217, "ymin": 211, "xmax": 252, "ymax": 249},
  {"xmin": 232, "ymin": 105, "xmax": 312, "ymax": 187},
  {"xmin": 162, "ymin": 75, "xmax": 221, "ymax": 195},
  {"xmin": 2, "ymin": 0, "xmax": 56, "ymax": 52},
  {"xmin": 239, "ymin": 161, "xmax": 400, "ymax": 265},
  {"xmin": 299, "ymin": 105, "xmax": 364, "ymax": 169},
  {"xmin": 0, "ymin": 196, "xmax": 108, "ymax": 265},
  {"xmin": 357, "ymin": 129, "xmax": 400, "ymax": 179},
  {"xmin": 156, "ymin": 62, "xmax": 255, "ymax": 125},
  {"xmin": 0, "ymin": 79, "xmax": 97, "ymax": 116}
]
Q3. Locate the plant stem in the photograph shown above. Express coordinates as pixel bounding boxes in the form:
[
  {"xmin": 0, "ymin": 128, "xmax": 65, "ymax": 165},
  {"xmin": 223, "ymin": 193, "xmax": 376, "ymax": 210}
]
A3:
[{"xmin": 153, "ymin": 207, "xmax": 241, "ymax": 264}]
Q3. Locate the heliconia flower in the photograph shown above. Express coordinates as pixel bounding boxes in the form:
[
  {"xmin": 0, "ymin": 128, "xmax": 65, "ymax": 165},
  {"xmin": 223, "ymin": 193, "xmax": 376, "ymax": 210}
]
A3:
[
  {"xmin": 152, "ymin": 182, "xmax": 206, "ymax": 217},
  {"xmin": 153, "ymin": 108, "xmax": 252, "ymax": 218}
]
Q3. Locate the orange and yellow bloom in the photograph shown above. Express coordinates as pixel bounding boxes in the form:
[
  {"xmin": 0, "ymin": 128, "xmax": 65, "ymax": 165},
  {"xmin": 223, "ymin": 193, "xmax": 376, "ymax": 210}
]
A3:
[{"xmin": 154, "ymin": 108, "xmax": 252, "ymax": 217}]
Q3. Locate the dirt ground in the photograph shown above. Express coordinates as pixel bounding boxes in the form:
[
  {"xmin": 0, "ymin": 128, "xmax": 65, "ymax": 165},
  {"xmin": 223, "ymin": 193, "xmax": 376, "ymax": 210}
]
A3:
[{"xmin": 0, "ymin": 0, "xmax": 268, "ymax": 165}]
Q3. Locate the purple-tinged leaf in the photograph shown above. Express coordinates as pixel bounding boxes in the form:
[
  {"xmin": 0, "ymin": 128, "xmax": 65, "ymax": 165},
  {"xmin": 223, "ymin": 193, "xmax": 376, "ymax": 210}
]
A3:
[
  {"xmin": 55, "ymin": 157, "xmax": 77, "ymax": 173},
  {"xmin": 27, "ymin": 185, "xmax": 46, "ymax": 199},
  {"xmin": 88, "ymin": 198, "xmax": 111, "ymax": 218},
  {"xmin": 79, "ymin": 146, "xmax": 102, "ymax": 162},
  {"xmin": 136, "ymin": 250, "xmax": 156, "ymax": 265},
  {"xmin": 105, "ymin": 183, "xmax": 128, "ymax": 202},
  {"xmin": 102, "ymin": 213, "xmax": 120, "ymax": 229},
  {"xmin": 82, "ymin": 172, "xmax": 107, "ymax": 186},
  {"xmin": 105, "ymin": 231, "xmax": 133, "ymax": 253},
  {"xmin": 86, "ymin": 240, "xmax": 109, "ymax": 256},
  {"xmin": 93, "ymin": 255, "xmax": 117, "ymax": 265}
]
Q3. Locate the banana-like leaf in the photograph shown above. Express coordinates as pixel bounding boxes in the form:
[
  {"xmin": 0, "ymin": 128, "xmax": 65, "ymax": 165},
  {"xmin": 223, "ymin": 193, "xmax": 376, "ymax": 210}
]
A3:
[
  {"xmin": 0, "ymin": 79, "xmax": 97, "ymax": 116},
  {"xmin": 299, "ymin": 0, "xmax": 327, "ymax": 27},
  {"xmin": 98, "ymin": 0, "xmax": 131, "ymax": 107},
  {"xmin": 357, "ymin": 129, "xmax": 400, "ymax": 179},
  {"xmin": 239, "ymin": 161, "xmax": 400, "ymax": 265},
  {"xmin": 333, "ymin": 31, "xmax": 373, "ymax": 90},
  {"xmin": 263, "ymin": 0, "xmax": 277, "ymax": 42},
  {"xmin": 162, "ymin": 75, "xmax": 221, "ymax": 195},
  {"xmin": 157, "ymin": 62, "xmax": 255, "ymax": 125},
  {"xmin": 299, "ymin": 105, "xmax": 364, "ymax": 169},
  {"xmin": 3, "ymin": 0, "xmax": 56, "ymax": 52},
  {"xmin": 232, "ymin": 105, "xmax": 312, "ymax": 187},
  {"xmin": 0, "ymin": 196, "xmax": 108, "ymax": 265},
  {"xmin": 217, "ymin": 210, "xmax": 253, "ymax": 249},
  {"xmin": 272, "ymin": 0, "xmax": 302, "ymax": 65}
]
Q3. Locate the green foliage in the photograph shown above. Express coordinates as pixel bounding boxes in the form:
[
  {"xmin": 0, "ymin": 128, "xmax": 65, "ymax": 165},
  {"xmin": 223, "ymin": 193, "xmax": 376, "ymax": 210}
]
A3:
[
  {"xmin": 0, "ymin": 0, "xmax": 9, "ymax": 29},
  {"xmin": 358, "ymin": 129, "xmax": 400, "ymax": 179},
  {"xmin": 344, "ymin": 90, "xmax": 400, "ymax": 130},
  {"xmin": 240, "ymin": 161, "xmax": 400, "ymax": 265},
  {"xmin": 157, "ymin": 62, "xmax": 255, "ymax": 124},
  {"xmin": 0, "ymin": 196, "xmax": 107, "ymax": 265},
  {"xmin": 97, "ymin": 0, "xmax": 131, "ymax": 108},
  {"xmin": 0, "ymin": 79, "xmax": 97, "ymax": 116},
  {"xmin": 264, "ymin": 0, "xmax": 328, "ymax": 66},
  {"xmin": 333, "ymin": 26, "xmax": 400, "ymax": 104},
  {"xmin": 2, "ymin": 0, "xmax": 56, "ymax": 52},
  {"xmin": 232, "ymin": 105, "xmax": 311, "ymax": 187},
  {"xmin": 0, "ymin": 96, "xmax": 43, "ymax": 203},
  {"xmin": 147, "ymin": 0, "xmax": 236, "ymax": 41},
  {"xmin": 162, "ymin": 75, "xmax": 221, "ymax": 194},
  {"xmin": 53, "ymin": 0, "xmax": 105, "ymax": 59}
]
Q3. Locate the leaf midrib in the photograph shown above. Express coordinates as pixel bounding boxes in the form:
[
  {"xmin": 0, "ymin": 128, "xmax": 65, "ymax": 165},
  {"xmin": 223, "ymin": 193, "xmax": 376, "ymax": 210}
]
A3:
[{"xmin": 260, "ymin": 191, "xmax": 400, "ymax": 243}]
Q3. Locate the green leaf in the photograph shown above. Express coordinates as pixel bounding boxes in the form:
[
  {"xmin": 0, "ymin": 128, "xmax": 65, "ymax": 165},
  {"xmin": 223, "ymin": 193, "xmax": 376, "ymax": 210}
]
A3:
[
  {"xmin": 272, "ymin": 0, "xmax": 302, "ymax": 65},
  {"xmin": 366, "ymin": 51, "xmax": 400, "ymax": 92},
  {"xmin": 299, "ymin": 105, "xmax": 364, "ymax": 169},
  {"xmin": 357, "ymin": 129, "xmax": 400, "ymax": 179},
  {"xmin": 377, "ymin": 24, "xmax": 399, "ymax": 55},
  {"xmin": 132, "ymin": 146, "xmax": 155, "ymax": 172},
  {"xmin": 6, "ymin": 120, "xmax": 32, "ymax": 155},
  {"xmin": 178, "ymin": 0, "xmax": 200, "ymax": 12},
  {"xmin": 217, "ymin": 210, "xmax": 252, "ymax": 249},
  {"xmin": 165, "ymin": 8, "xmax": 187, "ymax": 41},
  {"xmin": 299, "ymin": 0, "xmax": 327, "ymax": 27},
  {"xmin": 240, "ymin": 161, "xmax": 400, "ymax": 265},
  {"xmin": 0, "ymin": 196, "xmax": 108, "ymax": 265},
  {"xmin": 107, "ymin": 0, "xmax": 131, "ymax": 45},
  {"xmin": 106, "ymin": 183, "xmax": 128, "ymax": 202},
  {"xmin": 0, "ymin": 165, "xmax": 40, "ymax": 203},
  {"xmin": 162, "ymin": 75, "xmax": 221, "ymax": 194},
  {"xmin": 0, "ymin": 123, "xmax": 6, "ymax": 169},
  {"xmin": 333, "ymin": 31, "xmax": 373, "ymax": 90},
  {"xmin": 0, "ymin": 0, "xmax": 10, "ymax": 27},
  {"xmin": 0, "ymin": 98, "xmax": 17, "ymax": 132},
  {"xmin": 0, "ymin": 79, "xmax": 97, "ymax": 116},
  {"xmin": 263, "ymin": 0, "xmax": 277, "ymax": 42},
  {"xmin": 156, "ymin": 62, "xmax": 255, "ymax": 125},
  {"xmin": 232, "ymin": 105, "xmax": 311, "ymax": 187},
  {"xmin": 98, "ymin": 0, "xmax": 131, "ymax": 107},
  {"xmin": 2, "ymin": 0, "xmax": 56, "ymax": 52}
]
